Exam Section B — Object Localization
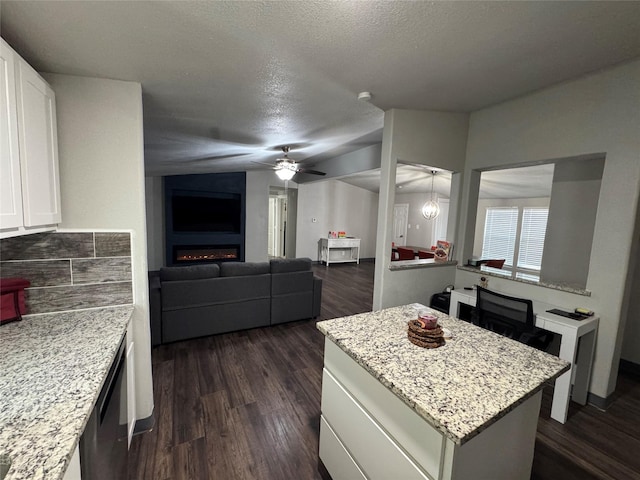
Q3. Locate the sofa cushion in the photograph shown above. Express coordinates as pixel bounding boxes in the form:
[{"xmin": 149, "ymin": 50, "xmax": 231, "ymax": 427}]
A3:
[
  {"xmin": 270, "ymin": 257, "xmax": 312, "ymax": 274},
  {"xmin": 271, "ymin": 270, "xmax": 313, "ymax": 295},
  {"xmin": 159, "ymin": 264, "xmax": 220, "ymax": 281},
  {"xmin": 162, "ymin": 275, "xmax": 271, "ymax": 310},
  {"xmin": 221, "ymin": 261, "xmax": 270, "ymax": 277}
]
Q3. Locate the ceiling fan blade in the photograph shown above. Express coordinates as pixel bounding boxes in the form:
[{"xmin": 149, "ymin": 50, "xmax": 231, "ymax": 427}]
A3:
[
  {"xmin": 297, "ymin": 168, "xmax": 326, "ymax": 176},
  {"xmin": 182, "ymin": 152, "xmax": 251, "ymax": 163},
  {"xmin": 251, "ymin": 161, "xmax": 278, "ymax": 169}
]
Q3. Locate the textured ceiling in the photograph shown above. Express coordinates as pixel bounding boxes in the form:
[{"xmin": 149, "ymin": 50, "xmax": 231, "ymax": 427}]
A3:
[{"xmin": 2, "ymin": 1, "xmax": 639, "ymax": 177}]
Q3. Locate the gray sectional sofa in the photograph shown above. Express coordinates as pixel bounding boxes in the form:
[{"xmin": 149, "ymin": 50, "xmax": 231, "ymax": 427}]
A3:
[{"xmin": 149, "ymin": 258, "xmax": 322, "ymax": 345}]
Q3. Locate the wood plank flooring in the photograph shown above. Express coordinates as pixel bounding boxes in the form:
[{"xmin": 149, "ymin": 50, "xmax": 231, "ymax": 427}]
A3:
[{"xmin": 129, "ymin": 261, "xmax": 640, "ymax": 479}]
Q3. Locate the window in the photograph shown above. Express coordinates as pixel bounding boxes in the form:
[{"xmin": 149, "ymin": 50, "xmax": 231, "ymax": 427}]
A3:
[
  {"xmin": 517, "ymin": 208, "xmax": 548, "ymax": 271},
  {"xmin": 481, "ymin": 207, "xmax": 518, "ymax": 266},
  {"xmin": 481, "ymin": 206, "xmax": 549, "ymax": 279}
]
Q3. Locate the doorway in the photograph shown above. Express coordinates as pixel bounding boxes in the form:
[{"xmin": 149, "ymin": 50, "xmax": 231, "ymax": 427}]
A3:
[
  {"xmin": 268, "ymin": 187, "xmax": 297, "ymax": 258},
  {"xmin": 393, "ymin": 203, "xmax": 409, "ymax": 246}
]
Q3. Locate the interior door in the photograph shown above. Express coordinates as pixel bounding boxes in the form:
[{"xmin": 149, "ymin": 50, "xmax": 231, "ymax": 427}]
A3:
[
  {"xmin": 268, "ymin": 193, "xmax": 287, "ymax": 258},
  {"xmin": 393, "ymin": 204, "xmax": 409, "ymax": 246},
  {"xmin": 268, "ymin": 197, "xmax": 277, "ymax": 256}
]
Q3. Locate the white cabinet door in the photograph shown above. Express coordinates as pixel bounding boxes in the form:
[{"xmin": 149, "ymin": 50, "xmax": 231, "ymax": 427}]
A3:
[
  {"xmin": 0, "ymin": 39, "xmax": 24, "ymax": 229},
  {"xmin": 62, "ymin": 445, "xmax": 82, "ymax": 480},
  {"xmin": 126, "ymin": 336, "xmax": 136, "ymax": 446},
  {"xmin": 16, "ymin": 57, "xmax": 61, "ymax": 227}
]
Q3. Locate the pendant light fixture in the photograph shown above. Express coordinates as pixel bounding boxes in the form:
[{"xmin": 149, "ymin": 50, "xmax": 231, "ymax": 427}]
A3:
[{"xmin": 421, "ymin": 170, "xmax": 440, "ymax": 220}]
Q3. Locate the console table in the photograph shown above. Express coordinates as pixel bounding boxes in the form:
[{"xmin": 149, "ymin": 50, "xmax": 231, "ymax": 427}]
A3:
[
  {"xmin": 449, "ymin": 289, "xmax": 599, "ymax": 424},
  {"xmin": 319, "ymin": 238, "xmax": 360, "ymax": 266}
]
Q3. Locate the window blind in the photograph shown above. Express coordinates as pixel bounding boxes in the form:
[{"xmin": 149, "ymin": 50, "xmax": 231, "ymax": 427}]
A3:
[
  {"xmin": 481, "ymin": 207, "xmax": 518, "ymax": 266},
  {"xmin": 517, "ymin": 207, "xmax": 548, "ymax": 271}
]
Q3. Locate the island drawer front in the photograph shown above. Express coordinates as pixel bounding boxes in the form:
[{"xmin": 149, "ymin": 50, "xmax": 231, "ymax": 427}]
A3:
[
  {"xmin": 322, "ymin": 368, "xmax": 432, "ymax": 480},
  {"xmin": 324, "ymin": 339, "xmax": 444, "ymax": 478},
  {"xmin": 319, "ymin": 415, "xmax": 367, "ymax": 480}
]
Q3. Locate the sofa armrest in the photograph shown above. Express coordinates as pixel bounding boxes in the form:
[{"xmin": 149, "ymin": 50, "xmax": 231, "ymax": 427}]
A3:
[
  {"xmin": 312, "ymin": 276, "xmax": 323, "ymax": 318},
  {"xmin": 148, "ymin": 272, "xmax": 162, "ymax": 347}
]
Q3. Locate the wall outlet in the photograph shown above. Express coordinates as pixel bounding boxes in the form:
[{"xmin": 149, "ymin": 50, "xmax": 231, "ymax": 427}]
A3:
[{"xmin": 416, "ymin": 224, "xmax": 420, "ymax": 230}]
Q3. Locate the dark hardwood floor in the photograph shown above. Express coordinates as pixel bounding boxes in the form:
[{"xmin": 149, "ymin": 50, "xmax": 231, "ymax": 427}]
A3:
[{"xmin": 129, "ymin": 261, "xmax": 640, "ymax": 479}]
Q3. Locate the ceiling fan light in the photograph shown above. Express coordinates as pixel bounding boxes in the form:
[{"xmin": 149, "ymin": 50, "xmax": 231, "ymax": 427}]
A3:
[
  {"xmin": 276, "ymin": 167, "xmax": 295, "ymax": 181},
  {"xmin": 421, "ymin": 200, "xmax": 440, "ymax": 219}
]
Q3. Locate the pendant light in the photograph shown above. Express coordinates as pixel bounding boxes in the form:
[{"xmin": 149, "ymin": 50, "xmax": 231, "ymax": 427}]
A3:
[{"xmin": 421, "ymin": 170, "xmax": 440, "ymax": 220}]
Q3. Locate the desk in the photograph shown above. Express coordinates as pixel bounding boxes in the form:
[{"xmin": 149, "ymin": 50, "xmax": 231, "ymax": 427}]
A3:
[
  {"xmin": 450, "ymin": 289, "xmax": 598, "ymax": 424},
  {"xmin": 319, "ymin": 238, "xmax": 360, "ymax": 266}
]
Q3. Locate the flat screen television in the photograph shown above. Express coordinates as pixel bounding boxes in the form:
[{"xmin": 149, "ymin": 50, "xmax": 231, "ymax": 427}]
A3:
[{"xmin": 171, "ymin": 191, "xmax": 242, "ymax": 233}]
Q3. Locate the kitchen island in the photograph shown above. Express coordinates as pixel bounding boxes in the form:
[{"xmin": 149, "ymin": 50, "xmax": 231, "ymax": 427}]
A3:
[
  {"xmin": 0, "ymin": 306, "xmax": 133, "ymax": 480},
  {"xmin": 317, "ymin": 304, "xmax": 569, "ymax": 480}
]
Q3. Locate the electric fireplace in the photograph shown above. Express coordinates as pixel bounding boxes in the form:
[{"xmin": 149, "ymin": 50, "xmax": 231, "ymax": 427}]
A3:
[{"xmin": 173, "ymin": 245, "xmax": 240, "ymax": 264}]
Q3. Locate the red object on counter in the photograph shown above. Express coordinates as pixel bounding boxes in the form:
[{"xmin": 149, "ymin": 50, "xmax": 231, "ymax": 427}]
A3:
[{"xmin": 0, "ymin": 277, "xmax": 30, "ymax": 325}]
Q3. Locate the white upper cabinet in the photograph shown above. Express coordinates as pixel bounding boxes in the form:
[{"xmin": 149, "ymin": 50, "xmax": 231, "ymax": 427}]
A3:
[
  {"xmin": 0, "ymin": 39, "xmax": 24, "ymax": 229},
  {"xmin": 16, "ymin": 56, "xmax": 61, "ymax": 227},
  {"xmin": 0, "ymin": 38, "xmax": 61, "ymax": 237}
]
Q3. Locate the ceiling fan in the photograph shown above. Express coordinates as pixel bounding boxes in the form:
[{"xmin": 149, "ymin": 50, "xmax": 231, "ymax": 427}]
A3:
[{"xmin": 260, "ymin": 146, "xmax": 326, "ymax": 181}]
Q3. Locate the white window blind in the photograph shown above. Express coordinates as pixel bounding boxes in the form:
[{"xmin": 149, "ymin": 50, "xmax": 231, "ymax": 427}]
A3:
[
  {"xmin": 481, "ymin": 207, "xmax": 518, "ymax": 265},
  {"xmin": 517, "ymin": 208, "xmax": 548, "ymax": 271}
]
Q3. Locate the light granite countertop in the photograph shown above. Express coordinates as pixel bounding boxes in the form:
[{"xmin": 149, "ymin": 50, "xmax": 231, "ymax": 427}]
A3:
[
  {"xmin": 317, "ymin": 304, "xmax": 570, "ymax": 445},
  {"xmin": 456, "ymin": 264, "xmax": 591, "ymax": 296},
  {"xmin": 0, "ymin": 306, "xmax": 133, "ymax": 480}
]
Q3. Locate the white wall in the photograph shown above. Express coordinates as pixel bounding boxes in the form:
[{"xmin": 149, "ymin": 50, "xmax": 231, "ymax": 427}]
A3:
[
  {"xmin": 456, "ymin": 59, "xmax": 640, "ymax": 400},
  {"xmin": 44, "ymin": 74, "xmax": 154, "ymax": 421},
  {"xmin": 621, "ymin": 193, "xmax": 640, "ymax": 365},
  {"xmin": 145, "ymin": 176, "xmax": 164, "ymax": 270},
  {"xmin": 373, "ymin": 109, "xmax": 470, "ymax": 310},
  {"xmin": 296, "ymin": 179, "xmax": 378, "ymax": 260},
  {"xmin": 246, "ymin": 170, "xmax": 274, "ymax": 262},
  {"xmin": 541, "ymin": 157, "xmax": 604, "ymax": 287},
  {"xmin": 395, "ymin": 192, "xmax": 449, "ymax": 247}
]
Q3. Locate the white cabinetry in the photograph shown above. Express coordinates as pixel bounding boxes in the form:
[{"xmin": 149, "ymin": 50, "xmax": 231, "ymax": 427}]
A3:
[
  {"xmin": 62, "ymin": 446, "xmax": 81, "ymax": 480},
  {"xmin": 0, "ymin": 38, "xmax": 61, "ymax": 238},
  {"xmin": 0, "ymin": 39, "xmax": 23, "ymax": 229},
  {"xmin": 320, "ymin": 338, "xmax": 542, "ymax": 480},
  {"xmin": 126, "ymin": 322, "xmax": 136, "ymax": 446},
  {"xmin": 319, "ymin": 238, "xmax": 360, "ymax": 266}
]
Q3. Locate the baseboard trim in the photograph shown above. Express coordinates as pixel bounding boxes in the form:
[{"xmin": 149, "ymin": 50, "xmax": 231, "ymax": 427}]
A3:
[
  {"xmin": 133, "ymin": 412, "xmax": 155, "ymax": 435},
  {"xmin": 587, "ymin": 392, "xmax": 615, "ymax": 410},
  {"xmin": 313, "ymin": 257, "xmax": 375, "ymax": 265},
  {"xmin": 318, "ymin": 458, "xmax": 333, "ymax": 480},
  {"xmin": 584, "ymin": 360, "xmax": 640, "ymax": 411},
  {"xmin": 619, "ymin": 359, "xmax": 640, "ymax": 377}
]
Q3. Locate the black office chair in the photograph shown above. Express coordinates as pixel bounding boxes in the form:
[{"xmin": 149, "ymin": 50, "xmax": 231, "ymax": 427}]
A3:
[{"xmin": 475, "ymin": 287, "xmax": 553, "ymax": 351}]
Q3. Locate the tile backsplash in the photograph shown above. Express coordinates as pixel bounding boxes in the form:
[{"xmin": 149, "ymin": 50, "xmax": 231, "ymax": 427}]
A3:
[{"xmin": 0, "ymin": 232, "xmax": 133, "ymax": 314}]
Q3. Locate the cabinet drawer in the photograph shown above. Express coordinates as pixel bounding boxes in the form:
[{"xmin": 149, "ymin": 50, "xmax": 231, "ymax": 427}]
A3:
[
  {"xmin": 324, "ymin": 339, "xmax": 444, "ymax": 478},
  {"xmin": 328, "ymin": 238, "xmax": 359, "ymax": 248},
  {"xmin": 319, "ymin": 415, "xmax": 367, "ymax": 480},
  {"xmin": 321, "ymin": 369, "xmax": 430, "ymax": 480}
]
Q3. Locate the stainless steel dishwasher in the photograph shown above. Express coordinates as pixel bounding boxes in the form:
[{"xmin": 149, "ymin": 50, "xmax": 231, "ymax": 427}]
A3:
[{"xmin": 80, "ymin": 337, "xmax": 128, "ymax": 479}]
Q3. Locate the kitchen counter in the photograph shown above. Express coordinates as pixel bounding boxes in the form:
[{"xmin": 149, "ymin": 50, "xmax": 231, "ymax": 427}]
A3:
[
  {"xmin": 0, "ymin": 306, "xmax": 133, "ymax": 480},
  {"xmin": 317, "ymin": 304, "xmax": 570, "ymax": 479},
  {"xmin": 317, "ymin": 303, "xmax": 569, "ymax": 444}
]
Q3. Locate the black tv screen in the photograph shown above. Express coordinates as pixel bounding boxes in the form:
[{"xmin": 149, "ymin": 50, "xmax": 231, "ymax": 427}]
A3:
[{"xmin": 172, "ymin": 191, "xmax": 242, "ymax": 233}]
